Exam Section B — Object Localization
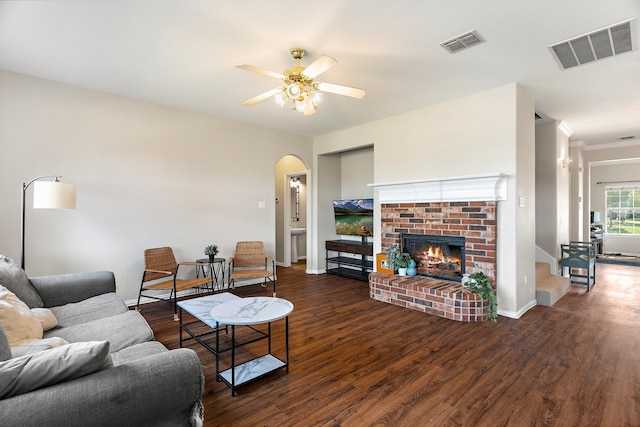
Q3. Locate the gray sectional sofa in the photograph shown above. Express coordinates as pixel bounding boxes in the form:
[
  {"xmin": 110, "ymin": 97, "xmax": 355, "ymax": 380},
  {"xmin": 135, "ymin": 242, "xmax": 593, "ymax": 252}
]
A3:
[{"xmin": 0, "ymin": 258, "xmax": 204, "ymax": 427}]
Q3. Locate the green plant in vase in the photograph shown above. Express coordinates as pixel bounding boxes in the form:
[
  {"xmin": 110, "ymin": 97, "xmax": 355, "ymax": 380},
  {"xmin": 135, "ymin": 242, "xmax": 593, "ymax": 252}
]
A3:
[
  {"xmin": 204, "ymin": 244, "xmax": 219, "ymax": 261},
  {"xmin": 395, "ymin": 253, "xmax": 412, "ymax": 276},
  {"xmin": 385, "ymin": 244, "xmax": 400, "ymax": 271},
  {"xmin": 385, "ymin": 244, "xmax": 412, "ymax": 276},
  {"xmin": 463, "ymin": 272, "xmax": 498, "ymax": 322}
]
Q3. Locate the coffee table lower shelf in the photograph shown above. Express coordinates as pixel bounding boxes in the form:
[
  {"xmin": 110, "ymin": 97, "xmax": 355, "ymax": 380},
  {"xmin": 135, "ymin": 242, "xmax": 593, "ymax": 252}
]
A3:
[{"xmin": 218, "ymin": 354, "xmax": 287, "ymax": 393}]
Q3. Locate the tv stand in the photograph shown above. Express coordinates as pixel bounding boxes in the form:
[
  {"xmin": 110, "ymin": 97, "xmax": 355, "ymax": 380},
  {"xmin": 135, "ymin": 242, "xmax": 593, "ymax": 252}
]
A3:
[{"xmin": 325, "ymin": 239, "xmax": 373, "ymax": 281}]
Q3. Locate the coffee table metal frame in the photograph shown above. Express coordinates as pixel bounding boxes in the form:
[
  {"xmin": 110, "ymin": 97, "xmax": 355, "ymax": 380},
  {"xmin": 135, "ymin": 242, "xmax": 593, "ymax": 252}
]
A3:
[{"xmin": 178, "ymin": 293, "xmax": 292, "ymax": 396}]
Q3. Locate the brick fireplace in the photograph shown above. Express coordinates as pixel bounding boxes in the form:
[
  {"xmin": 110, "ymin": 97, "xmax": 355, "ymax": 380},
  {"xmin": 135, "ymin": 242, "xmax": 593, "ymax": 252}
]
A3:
[
  {"xmin": 380, "ymin": 200, "xmax": 497, "ymax": 280},
  {"xmin": 369, "ymin": 175, "xmax": 505, "ymax": 322}
]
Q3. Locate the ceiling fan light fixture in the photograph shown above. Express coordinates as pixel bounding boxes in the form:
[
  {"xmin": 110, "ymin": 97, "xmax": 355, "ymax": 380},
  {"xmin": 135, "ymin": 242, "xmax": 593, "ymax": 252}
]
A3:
[
  {"xmin": 274, "ymin": 91, "xmax": 288, "ymax": 107},
  {"xmin": 295, "ymin": 92, "xmax": 307, "ymax": 112},
  {"xmin": 286, "ymin": 84, "xmax": 301, "ymax": 98},
  {"xmin": 311, "ymin": 91, "xmax": 323, "ymax": 107},
  {"xmin": 294, "ymin": 92, "xmax": 316, "ymax": 115},
  {"xmin": 237, "ymin": 48, "xmax": 366, "ymax": 116}
]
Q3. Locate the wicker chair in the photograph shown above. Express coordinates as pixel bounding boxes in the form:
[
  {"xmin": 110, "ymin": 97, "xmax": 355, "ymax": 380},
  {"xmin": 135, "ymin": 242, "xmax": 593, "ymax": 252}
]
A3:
[
  {"xmin": 137, "ymin": 247, "xmax": 212, "ymax": 320},
  {"xmin": 228, "ymin": 241, "xmax": 276, "ymax": 296}
]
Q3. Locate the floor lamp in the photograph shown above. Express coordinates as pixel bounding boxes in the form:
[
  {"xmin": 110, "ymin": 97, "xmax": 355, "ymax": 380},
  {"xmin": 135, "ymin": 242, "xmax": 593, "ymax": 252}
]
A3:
[{"xmin": 21, "ymin": 175, "xmax": 77, "ymax": 270}]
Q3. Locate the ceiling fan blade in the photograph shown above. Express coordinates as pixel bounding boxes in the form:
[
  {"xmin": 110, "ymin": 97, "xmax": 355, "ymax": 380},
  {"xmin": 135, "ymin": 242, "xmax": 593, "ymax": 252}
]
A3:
[
  {"xmin": 302, "ymin": 55, "xmax": 337, "ymax": 79},
  {"xmin": 242, "ymin": 87, "xmax": 285, "ymax": 106},
  {"xmin": 316, "ymin": 82, "xmax": 366, "ymax": 99},
  {"xmin": 236, "ymin": 64, "xmax": 285, "ymax": 80}
]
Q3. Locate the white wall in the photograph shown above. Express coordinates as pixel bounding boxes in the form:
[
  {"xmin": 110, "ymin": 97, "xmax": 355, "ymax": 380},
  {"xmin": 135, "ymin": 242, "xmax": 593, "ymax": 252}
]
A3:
[
  {"xmin": 312, "ymin": 153, "xmax": 342, "ymax": 273},
  {"xmin": 589, "ymin": 160, "xmax": 640, "ymax": 255},
  {"xmin": 0, "ymin": 71, "xmax": 312, "ymax": 302},
  {"xmin": 341, "ymin": 147, "xmax": 374, "ymax": 199},
  {"xmin": 314, "ymin": 83, "xmax": 537, "ymax": 317},
  {"xmin": 569, "ymin": 145, "xmax": 585, "ymax": 241},
  {"xmin": 535, "ymin": 120, "xmax": 570, "ymax": 259},
  {"xmin": 578, "ymin": 143, "xmax": 640, "ymax": 252},
  {"xmin": 514, "ymin": 84, "xmax": 537, "ymax": 314}
]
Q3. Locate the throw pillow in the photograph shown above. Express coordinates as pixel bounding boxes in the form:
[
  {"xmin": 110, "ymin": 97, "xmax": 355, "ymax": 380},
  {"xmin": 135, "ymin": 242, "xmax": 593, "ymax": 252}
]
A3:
[
  {"xmin": 0, "ymin": 256, "xmax": 44, "ymax": 308},
  {"xmin": 30, "ymin": 308, "xmax": 57, "ymax": 331},
  {"xmin": 0, "ymin": 285, "xmax": 43, "ymax": 344},
  {"xmin": 10, "ymin": 337, "xmax": 70, "ymax": 358},
  {"xmin": 0, "ymin": 340, "xmax": 112, "ymax": 399}
]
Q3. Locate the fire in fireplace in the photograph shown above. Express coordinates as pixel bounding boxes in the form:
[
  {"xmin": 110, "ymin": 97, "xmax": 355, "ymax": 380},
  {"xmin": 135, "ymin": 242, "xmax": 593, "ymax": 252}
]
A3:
[{"xmin": 402, "ymin": 234, "xmax": 465, "ymax": 281}]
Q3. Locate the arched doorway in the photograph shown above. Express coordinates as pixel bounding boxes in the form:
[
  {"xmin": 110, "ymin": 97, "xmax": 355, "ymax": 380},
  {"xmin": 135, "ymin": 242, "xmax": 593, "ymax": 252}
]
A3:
[{"xmin": 275, "ymin": 155, "xmax": 309, "ymax": 268}]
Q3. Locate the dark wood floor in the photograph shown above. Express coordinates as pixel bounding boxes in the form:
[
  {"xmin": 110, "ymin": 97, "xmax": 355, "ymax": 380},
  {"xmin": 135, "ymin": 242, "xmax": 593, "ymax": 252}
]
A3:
[{"xmin": 138, "ymin": 262, "xmax": 640, "ymax": 427}]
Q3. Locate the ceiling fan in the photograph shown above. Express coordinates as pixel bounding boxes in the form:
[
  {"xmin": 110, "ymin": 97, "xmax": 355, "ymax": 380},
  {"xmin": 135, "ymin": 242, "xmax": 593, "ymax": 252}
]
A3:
[{"xmin": 236, "ymin": 48, "xmax": 366, "ymax": 116}]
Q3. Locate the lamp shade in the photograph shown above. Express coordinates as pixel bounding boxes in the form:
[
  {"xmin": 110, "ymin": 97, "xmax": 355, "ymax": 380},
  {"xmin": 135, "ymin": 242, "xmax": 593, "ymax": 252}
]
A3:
[{"xmin": 33, "ymin": 181, "xmax": 76, "ymax": 209}]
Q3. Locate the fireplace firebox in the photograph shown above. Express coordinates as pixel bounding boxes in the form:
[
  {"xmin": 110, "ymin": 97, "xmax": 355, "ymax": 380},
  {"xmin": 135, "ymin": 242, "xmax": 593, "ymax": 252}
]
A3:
[{"xmin": 402, "ymin": 234, "xmax": 465, "ymax": 281}]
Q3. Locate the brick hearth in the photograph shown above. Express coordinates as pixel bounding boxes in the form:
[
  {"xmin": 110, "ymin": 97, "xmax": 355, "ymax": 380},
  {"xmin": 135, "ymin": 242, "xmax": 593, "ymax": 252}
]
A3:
[{"xmin": 369, "ymin": 273, "xmax": 488, "ymax": 322}]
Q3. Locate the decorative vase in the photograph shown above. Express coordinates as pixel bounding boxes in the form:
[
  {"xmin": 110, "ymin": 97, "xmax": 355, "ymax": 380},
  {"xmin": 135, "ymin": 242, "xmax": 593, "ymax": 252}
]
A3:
[
  {"xmin": 407, "ymin": 260, "xmax": 417, "ymax": 276},
  {"xmin": 461, "ymin": 273, "xmax": 471, "ymax": 287},
  {"xmin": 398, "ymin": 267, "xmax": 407, "ymax": 276}
]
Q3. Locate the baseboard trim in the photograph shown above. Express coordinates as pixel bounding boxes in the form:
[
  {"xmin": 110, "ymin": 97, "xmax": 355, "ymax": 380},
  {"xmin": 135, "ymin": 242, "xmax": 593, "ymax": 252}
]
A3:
[{"xmin": 497, "ymin": 298, "xmax": 537, "ymax": 319}]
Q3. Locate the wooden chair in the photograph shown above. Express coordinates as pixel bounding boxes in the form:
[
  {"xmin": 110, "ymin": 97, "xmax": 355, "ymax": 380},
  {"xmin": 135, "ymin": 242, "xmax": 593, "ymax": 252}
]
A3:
[
  {"xmin": 137, "ymin": 247, "xmax": 212, "ymax": 320},
  {"xmin": 560, "ymin": 241, "xmax": 596, "ymax": 291},
  {"xmin": 228, "ymin": 241, "xmax": 276, "ymax": 296}
]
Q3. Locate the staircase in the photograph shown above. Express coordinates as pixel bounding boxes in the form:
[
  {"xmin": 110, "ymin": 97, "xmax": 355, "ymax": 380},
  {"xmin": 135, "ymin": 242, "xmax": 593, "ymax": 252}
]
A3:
[{"xmin": 535, "ymin": 262, "xmax": 570, "ymax": 306}]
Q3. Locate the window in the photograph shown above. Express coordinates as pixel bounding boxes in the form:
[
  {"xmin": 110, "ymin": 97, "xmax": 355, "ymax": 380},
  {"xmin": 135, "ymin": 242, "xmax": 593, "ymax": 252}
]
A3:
[{"xmin": 605, "ymin": 187, "xmax": 640, "ymax": 235}]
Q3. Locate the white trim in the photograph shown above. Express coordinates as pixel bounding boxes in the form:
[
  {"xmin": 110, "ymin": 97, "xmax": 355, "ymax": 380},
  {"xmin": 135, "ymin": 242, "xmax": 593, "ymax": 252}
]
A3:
[
  {"xmin": 498, "ymin": 298, "xmax": 537, "ymax": 319},
  {"xmin": 559, "ymin": 120, "xmax": 573, "ymax": 137},
  {"xmin": 369, "ymin": 173, "xmax": 508, "ymax": 203},
  {"xmin": 582, "ymin": 139, "xmax": 640, "ymax": 151}
]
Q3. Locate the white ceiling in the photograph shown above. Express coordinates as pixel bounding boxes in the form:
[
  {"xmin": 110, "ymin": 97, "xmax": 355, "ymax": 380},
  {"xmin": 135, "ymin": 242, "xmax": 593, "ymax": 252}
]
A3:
[{"xmin": 1, "ymin": 0, "xmax": 639, "ymax": 146}]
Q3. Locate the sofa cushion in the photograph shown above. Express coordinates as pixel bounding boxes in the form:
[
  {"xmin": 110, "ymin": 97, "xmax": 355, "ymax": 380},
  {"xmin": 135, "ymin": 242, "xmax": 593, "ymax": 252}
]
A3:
[
  {"xmin": 0, "ymin": 340, "xmax": 112, "ymax": 399},
  {"xmin": 0, "ymin": 256, "xmax": 43, "ymax": 308},
  {"xmin": 11, "ymin": 337, "xmax": 70, "ymax": 358},
  {"xmin": 0, "ymin": 327, "xmax": 10, "ymax": 362},
  {"xmin": 110, "ymin": 341, "xmax": 168, "ymax": 366},
  {"xmin": 49, "ymin": 293, "xmax": 128, "ymax": 328},
  {"xmin": 44, "ymin": 310, "xmax": 154, "ymax": 353},
  {"xmin": 0, "ymin": 285, "xmax": 43, "ymax": 344}
]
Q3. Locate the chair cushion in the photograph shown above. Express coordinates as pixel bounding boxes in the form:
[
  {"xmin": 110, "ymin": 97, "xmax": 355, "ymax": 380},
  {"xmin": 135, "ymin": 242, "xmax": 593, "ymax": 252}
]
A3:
[
  {"xmin": 0, "ymin": 256, "xmax": 44, "ymax": 308},
  {"xmin": 0, "ymin": 285, "xmax": 43, "ymax": 344},
  {"xmin": 0, "ymin": 340, "xmax": 112, "ymax": 399}
]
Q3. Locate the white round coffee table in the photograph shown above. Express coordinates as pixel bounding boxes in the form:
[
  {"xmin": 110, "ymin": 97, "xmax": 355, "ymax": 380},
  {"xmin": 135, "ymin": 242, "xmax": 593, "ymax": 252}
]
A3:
[{"xmin": 209, "ymin": 296, "xmax": 294, "ymax": 395}]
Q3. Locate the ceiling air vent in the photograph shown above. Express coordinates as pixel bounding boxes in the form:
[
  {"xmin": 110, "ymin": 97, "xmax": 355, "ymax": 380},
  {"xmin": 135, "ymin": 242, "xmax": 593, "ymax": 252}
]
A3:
[
  {"xmin": 549, "ymin": 18, "xmax": 636, "ymax": 70},
  {"xmin": 440, "ymin": 30, "xmax": 484, "ymax": 54}
]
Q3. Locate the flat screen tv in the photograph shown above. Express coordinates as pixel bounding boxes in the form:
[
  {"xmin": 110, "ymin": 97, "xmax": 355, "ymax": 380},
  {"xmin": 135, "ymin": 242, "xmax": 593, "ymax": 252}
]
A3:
[{"xmin": 333, "ymin": 199, "xmax": 374, "ymax": 237}]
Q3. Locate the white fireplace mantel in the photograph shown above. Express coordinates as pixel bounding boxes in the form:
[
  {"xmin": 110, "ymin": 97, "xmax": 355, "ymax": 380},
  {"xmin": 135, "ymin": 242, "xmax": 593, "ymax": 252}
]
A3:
[{"xmin": 369, "ymin": 173, "xmax": 508, "ymax": 203}]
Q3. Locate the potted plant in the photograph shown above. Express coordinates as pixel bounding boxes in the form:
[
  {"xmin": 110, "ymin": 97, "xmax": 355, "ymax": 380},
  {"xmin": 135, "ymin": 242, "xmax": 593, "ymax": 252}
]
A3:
[
  {"xmin": 462, "ymin": 272, "xmax": 498, "ymax": 322},
  {"xmin": 395, "ymin": 252, "xmax": 412, "ymax": 276},
  {"xmin": 385, "ymin": 244, "xmax": 412, "ymax": 276},
  {"xmin": 204, "ymin": 244, "xmax": 219, "ymax": 262},
  {"xmin": 385, "ymin": 244, "xmax": 400, "ymax": 271}
]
